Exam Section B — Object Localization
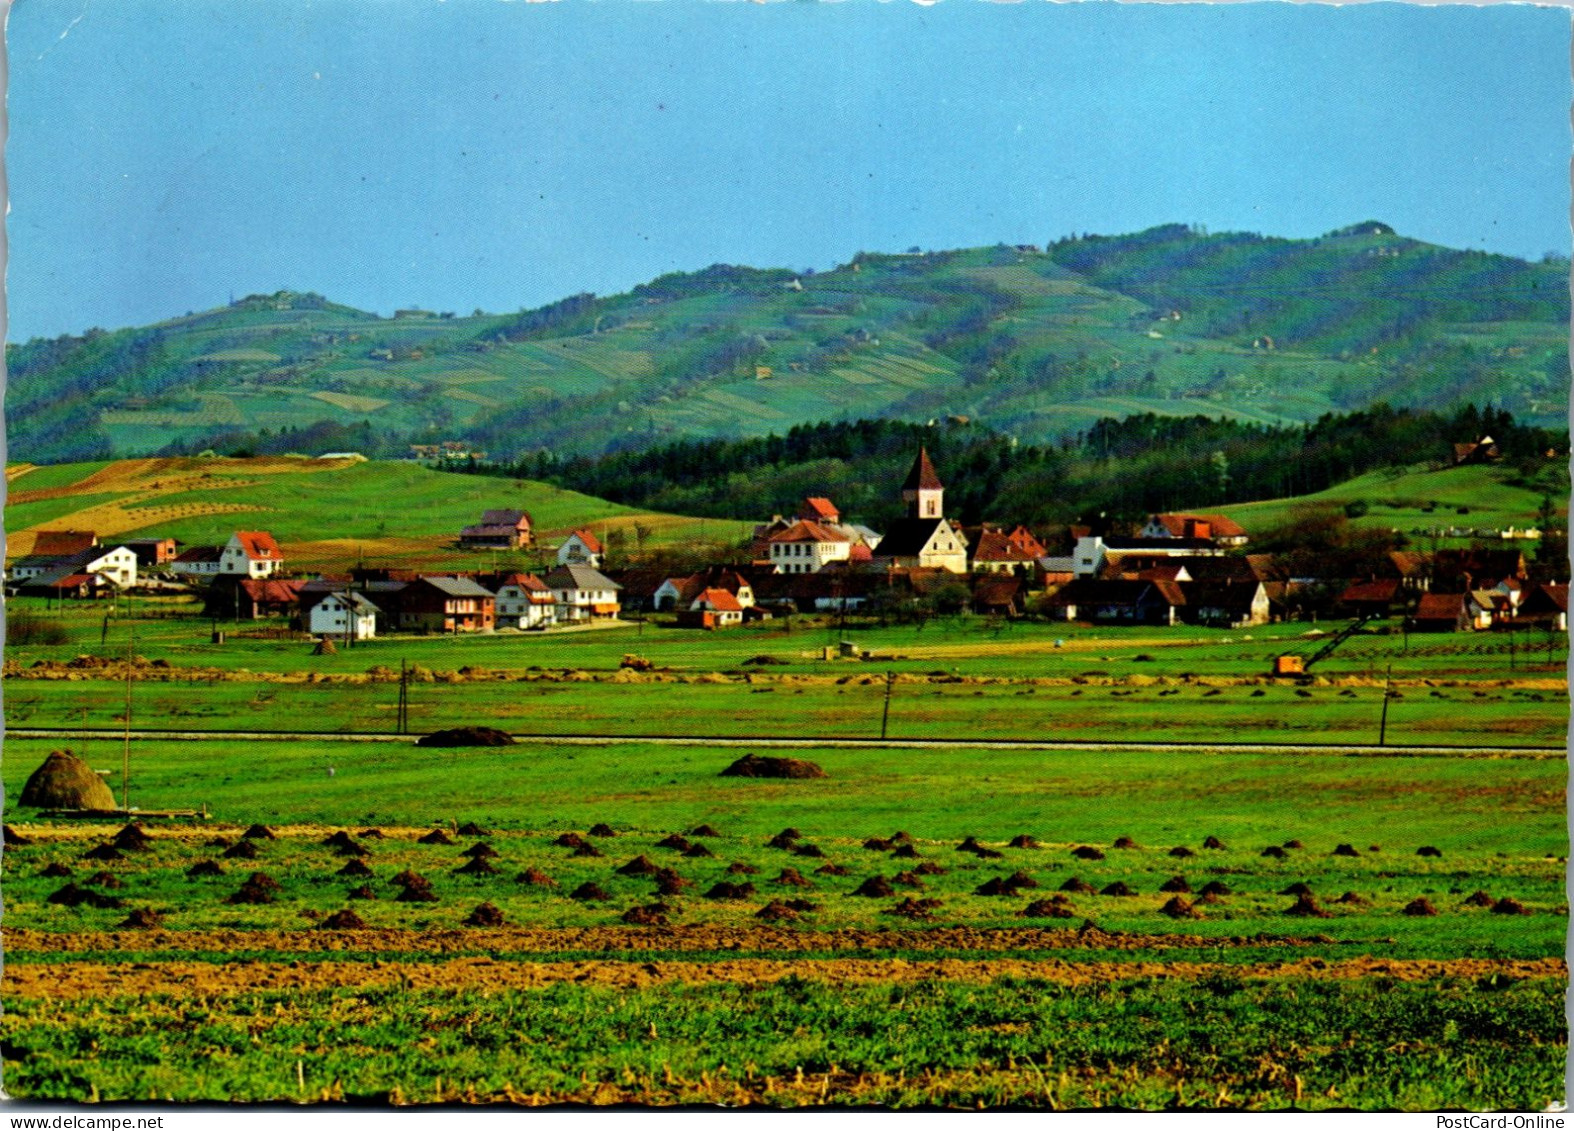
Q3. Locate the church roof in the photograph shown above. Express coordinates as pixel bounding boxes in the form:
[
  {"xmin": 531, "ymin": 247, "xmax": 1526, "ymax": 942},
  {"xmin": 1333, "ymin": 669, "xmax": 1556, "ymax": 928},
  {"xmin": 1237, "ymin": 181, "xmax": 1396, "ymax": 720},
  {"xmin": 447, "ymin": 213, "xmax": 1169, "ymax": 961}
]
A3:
[{"xmin": 902, "ymin": 447, "xmax": 943, "ymax": 492}]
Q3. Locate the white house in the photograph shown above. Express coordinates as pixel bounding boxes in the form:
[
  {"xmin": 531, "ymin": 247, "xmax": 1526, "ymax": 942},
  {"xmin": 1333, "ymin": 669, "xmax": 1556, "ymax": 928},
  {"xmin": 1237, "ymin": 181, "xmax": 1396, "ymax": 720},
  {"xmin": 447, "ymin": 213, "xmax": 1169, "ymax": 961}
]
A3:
[
  {"xmin": 494, "ymin": 572, "xmax": 557, "ymax": 630},
  {"xmin": 557, "ymin": 529, "xmax": 604, "ymax": 568},
  {"xmin": 768, "ymin": 520, "xmax": 853, "ymax": 574},
  {"xmin": 219, "ymin": 531, "xmax": 285, "ymax": 578},
  {"xmin": 691, "ymin": 587, "xmax": 744, "ymax": 627},
  {"xmin": 544, "ymin": 564, "xmax": 620, "ymax": 624},
  {"xmin": 169, "ymin": 546, "xmax": 225, "ymax": 580},
  {"xmin": 18, "ymin": 545, "xmax": 140, "ymax": 590},
  {"xmin": 309, "ymin": 591, "xmax": 379, "ymax": 640}
]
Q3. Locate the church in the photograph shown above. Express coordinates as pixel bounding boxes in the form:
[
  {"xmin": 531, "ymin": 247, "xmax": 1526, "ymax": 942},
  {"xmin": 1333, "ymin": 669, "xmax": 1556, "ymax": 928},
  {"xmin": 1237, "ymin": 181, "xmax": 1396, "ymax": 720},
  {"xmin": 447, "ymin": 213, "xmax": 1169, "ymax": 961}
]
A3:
[{"xmin": 872, "ymin": 448, "xmax": 970, "ymax": 574}]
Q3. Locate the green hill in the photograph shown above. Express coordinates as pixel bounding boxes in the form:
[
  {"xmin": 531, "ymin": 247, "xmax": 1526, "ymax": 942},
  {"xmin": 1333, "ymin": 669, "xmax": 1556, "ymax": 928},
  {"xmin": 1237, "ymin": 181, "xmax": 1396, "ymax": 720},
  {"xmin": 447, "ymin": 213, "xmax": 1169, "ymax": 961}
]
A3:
[
  {"xmin": 7, "ymin": 223, "xmax": 1567, "ymax": 463},
  {"xmin": 3, "ymin": 457, "xmax": 752, "ymax": 573}
]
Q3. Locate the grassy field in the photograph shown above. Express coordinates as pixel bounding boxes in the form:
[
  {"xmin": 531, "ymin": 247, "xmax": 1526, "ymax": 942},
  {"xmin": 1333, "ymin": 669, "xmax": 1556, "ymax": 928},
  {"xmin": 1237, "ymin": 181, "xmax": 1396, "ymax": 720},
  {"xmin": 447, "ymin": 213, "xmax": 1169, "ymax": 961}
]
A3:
[{"xmin": 2, "ymin": 736, "xmax": 1565, "ymax": 1107}]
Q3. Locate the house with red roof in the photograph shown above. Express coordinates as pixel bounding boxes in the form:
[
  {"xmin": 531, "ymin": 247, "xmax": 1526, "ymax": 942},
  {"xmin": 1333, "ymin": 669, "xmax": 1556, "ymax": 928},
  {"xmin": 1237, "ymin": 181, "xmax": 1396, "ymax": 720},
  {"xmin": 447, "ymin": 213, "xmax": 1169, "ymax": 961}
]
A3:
[
  {"xmin": 459, "ymin": 509, "xmax": 533, "ymax": 550},
  {"xmin": 557, "ymin": 529, "xmax": 604, "ymax": 568},
  {"xmin": 798, "ymin": 497, "xmax": 840, "ymax": 525},
  {"xmin": 679, "ymin": 587, "xmax": 744, "ymax": 629},
  {"xmin": 491, "ymin": 572, "xmax": 557, "ymax": 630},
  {"xmin": 768, "ymin": 520, "xmax": 854, "ymax": 574},
  {"xmin": 219, "ymin": 531, "xmax": 285, "ymax": 578},
  {"xmin": 1140, "ymin": 513, "xmax": 1249, "ymax": 548},
  {"xmin": 1411, "ymin": 592, "xmax": 1468, "ymax": 633}
]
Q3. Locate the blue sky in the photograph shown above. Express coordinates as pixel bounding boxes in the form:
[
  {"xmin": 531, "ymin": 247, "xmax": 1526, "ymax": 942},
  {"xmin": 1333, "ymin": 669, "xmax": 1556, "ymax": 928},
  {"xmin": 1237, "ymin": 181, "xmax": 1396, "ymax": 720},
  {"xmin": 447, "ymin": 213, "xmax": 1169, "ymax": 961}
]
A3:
[{"xmin": 7, "ymin": 0, "xmax": 1570, "ymax": 341}]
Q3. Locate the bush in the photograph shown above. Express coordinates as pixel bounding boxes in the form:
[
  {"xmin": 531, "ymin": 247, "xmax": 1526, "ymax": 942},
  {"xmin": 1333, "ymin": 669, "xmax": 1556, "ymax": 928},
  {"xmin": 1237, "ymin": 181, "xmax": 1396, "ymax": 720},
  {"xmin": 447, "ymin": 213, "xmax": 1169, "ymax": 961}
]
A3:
[
  {"xmin": 1343, "ymin": 500, "xmax": 1370, "ymax": 519},
  {"xmin": 7, "ymin": 609, "xmax": 69, "ymax": 646}
]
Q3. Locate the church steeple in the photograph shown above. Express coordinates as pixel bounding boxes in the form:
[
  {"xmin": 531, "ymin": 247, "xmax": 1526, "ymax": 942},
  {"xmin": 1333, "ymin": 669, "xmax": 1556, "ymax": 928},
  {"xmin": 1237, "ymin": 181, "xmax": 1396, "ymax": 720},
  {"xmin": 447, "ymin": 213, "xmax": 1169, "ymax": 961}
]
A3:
[{"xmin": 901, "ymin": 447, "xmax": 944, "ymax": 519}]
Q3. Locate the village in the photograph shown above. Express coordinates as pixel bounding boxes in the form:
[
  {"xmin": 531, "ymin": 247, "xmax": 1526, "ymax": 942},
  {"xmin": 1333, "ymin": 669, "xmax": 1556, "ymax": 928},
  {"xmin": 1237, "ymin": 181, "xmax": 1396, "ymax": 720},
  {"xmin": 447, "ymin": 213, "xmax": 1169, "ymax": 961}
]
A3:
[{"xmin": 5, "ymin": 447, "xmax": 1566, "ymax": 647}]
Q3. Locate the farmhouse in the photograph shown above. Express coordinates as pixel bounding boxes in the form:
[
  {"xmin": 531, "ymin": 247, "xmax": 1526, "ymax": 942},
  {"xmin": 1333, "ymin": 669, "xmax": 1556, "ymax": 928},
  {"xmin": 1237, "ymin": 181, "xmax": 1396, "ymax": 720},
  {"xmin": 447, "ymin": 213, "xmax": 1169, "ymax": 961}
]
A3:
[
  {"xmin": 30, "ymin": 530, "xmax": 100, "ymax": 557},
  {"xmin": 459, "ymin": 509, "xmax": 532, "ymax": 550},
  {"xmin": 557, "ymin": 529, "xmax": 605, "ymax": 568},
  {"xmin": 969, "ymin": 526, "xmax": 1044, "ymax": 575},
  {"xmin": 1141, "ymin": 513, "xmax": 1249, "ymax": 548},
  {"xmin": 309, "ymin": 591, "xmax": 380, "ymax": 641},
  {"xmin": 169, "ymin": 546, "xmax": 225, "ymax": 579},
  {"xmin": 15, "ymin": 545, "xmax": 140, "ymax": 595},
  {"xmin": 218, "ymin": 531, "xmax": 285, "ymax": 578},
  {"xmin": 1181, "ymin": 581, "xmax": 1270, "ymax": 628},
  {"xmin": 1411, "ymin": 592, "xmax": 1468, "ymax": 633},
  {"xmin": 392, "ymin": 577, "xmax": 496, "ymax": 634},
  {"xmin": 1451, "ymin": 436, "xmax": 1501, "ymax": 466},
  {"xmin": 653, "ymin": 568, "xmax": 755, "ymax": 611},
  {"xmin": 679, "ymin": 587, "xmax": 745, "ymax": 629},
  {"xmin": 118, "ymin": 537, "xmax": 180, "ymax": 567},
  {"xmin": 1043, "ymin": 578, "xmax": 1186, "ymax": 626},
  {"xmin": 204, "ymin": 577, "xmax": 305, "ymax": 620},
  {"xmin": 545, "ymin": 564, "xmax": 621, "ymax": 623},
  {"xmin": 768, "ymin": 521, "xmax": 854, "ymax": 574},
  {"xmin": 490, "ymin": 572, "xmax": 557, "ymax": 630}
]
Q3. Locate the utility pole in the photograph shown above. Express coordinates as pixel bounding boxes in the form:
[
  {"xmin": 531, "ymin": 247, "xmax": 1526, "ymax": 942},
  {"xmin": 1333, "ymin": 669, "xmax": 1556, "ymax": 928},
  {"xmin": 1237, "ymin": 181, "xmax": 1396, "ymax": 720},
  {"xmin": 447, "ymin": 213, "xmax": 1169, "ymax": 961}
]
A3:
[
  {"xmin": 397, "ymin": 658, "xmax": 410, "ymax": 735},
  {"xmin": 1377, "ymin": 663, "xmax": 1393, "ymax": 747},
  {"xmin": 880, "ymin": 670, "xmax": 896, "ymax": 740}
]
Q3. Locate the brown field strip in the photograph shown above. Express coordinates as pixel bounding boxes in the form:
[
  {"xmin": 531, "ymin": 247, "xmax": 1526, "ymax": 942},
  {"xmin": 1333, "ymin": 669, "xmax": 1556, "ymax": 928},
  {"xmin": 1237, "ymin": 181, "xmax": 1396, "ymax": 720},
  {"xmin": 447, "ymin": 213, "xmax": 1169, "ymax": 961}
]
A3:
[
  {"xmin": 6, "ymin": 955, "xmax": 1563, "ymax": 1000},
  {"xmin": 0, "ymin": 923, "xmax": 1433, "ymax": 957}
]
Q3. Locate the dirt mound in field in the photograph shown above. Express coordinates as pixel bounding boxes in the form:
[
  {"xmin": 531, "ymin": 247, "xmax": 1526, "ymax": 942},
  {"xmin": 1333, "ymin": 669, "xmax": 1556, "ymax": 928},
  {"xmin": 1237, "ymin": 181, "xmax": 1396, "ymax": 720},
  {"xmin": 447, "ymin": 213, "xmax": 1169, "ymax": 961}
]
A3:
[
  {"xmin": 913, "ymin": 862, "xmax": 947, "ymax": 876},
  {"xmin": 348, "ymin": 885, "xmax": 377, "ymax": 900},
  {"xmin": 1416, "ymin": 846, "xmax": 1443, "ymax": 858},
  {"xmin": 1112, "ymin": 836, "xmax": 1139, "ymax": 849},
  {"xmin": 326, "ymin": 834, "xmax": 369, "ymax": 857},
  {"xmin": 688, "ymin": 824, "xmax": 722, "ymax": 838},
  {"xmin": 1284, "ymin": 893, "xmax": 1331, "ymax": 918},
  {"xmin": 1072, "ymin": 846, "xmax": 1105, "ymax": 861},
  {"xmin": 683, "ymin": 843, "xmax": 715, "ymax": 859},
  {"xmin": 1332, "ymin": 844, "xmax": 1360, "ymax": 857},
  {"xmin": 1100, "ymin": 882, "xmax": 1137, "ymax": 897},
  {"xmin": 1491, "ymin": 898, "xmax": 1533, "ymax": 915},
  {"xmin": 622, "ymin": 905, "xmax": 669, "ymax": 926},
  {"xmin": 1169, "ymin": 846, "xmax": 1196, "ymax": 859},
  {"xmin": 515, "ymin": 869, "xmax": 556, "ymax": 887},
  {"xmin": 19, "ymin": 750, "xmax": 116, "ymax": 811},
  {"xmin": 1260, "ymin": 846, "xmax": 1287, "ymax": 859},
  {"xmin": 755, "ymin": 900, "xmax": 799, "ymax": 922},
  {"xmin": 40, "ymin": 862, "xmax": 73, "ymax": 878},
  {"xmin": 242, "ymin": 824, "xmax": 277, "ymax": 840},
  {"xmin": 418, "ymin": 830, "xmax": 455, "ymax": 846},
  {"xmin": 572, "ymin": 842, "xmax": 603, "ymax": 858},
  {"xmin": 1009, "ymin": 835, "xmax": 1040, "ymax": 849},
  {"xmin": 853, "ymin": 876, "xmax": 895, "ymax": 898},
  {"xmin": 814, "ymin": 864, "xmax": 851, "ymax": 877},
  {"xmin": 84, "ymin": 871, "xmax": 122, "ymax": 888},
  {"xmin": 457, "ymin": 822, "xmax": 491, "ymax": 837},
  {"xmin": 864, "ymin": 837, "xmax": 893, "ymax": 851},
  {"xmin": 618, "ymin": 855, "xmax": 658, "ymax": 876},
  {"xmin": 720, "ymin": 754, "xmax": 827, "ymax": 779},
  {"xmin": 117, "ymin": 908, "xmax": 163, "ymax": 929},
  {"xmin": 207, "ymin": 837, "xmax": 233, "ymax": 849},
  {"xmin": 571, "ymin": 883, "xmax": 610, "ymax": 901},
  {"xmin": 775, "ymin": 827, "xmax": 803, "ymax": 841},
  {"xmin": 774, "ymin": 868, "xmax": 813, "ymax": 888},
  {"xmin": 1020, "ymin": 898, "xmax": 1074, "ymax": 919},
  {"xmin": 47, "ymin": 883, "xmax": 122, "ymax": 909},
  {"xmin": 726, "ymin": 862, "xmax": 759, "ymax": 875},
  {"xmin": 1202, "ymin": 836, "xmax": 1227, "ymax": 850},
  {"xmin": 112, "ymin": 825, "xmax": 153, "ymax": 852},
  {"xmin": 1282, "ymin": 839, "xmax": 1304, "ymax": 849},
  {"xmin": 891, "ymin": 871, "xmax": 925, "ymax": 889},
  {"xmin": 226, "ymin": 878, "xmax": 277, "ymax": 905},
  {"xmin": 1160, "ymin": 896, "xmax": 1200, "ymax": 919},
  {"xmin": 1336, "ymin": 892, "xmax": 1369, "ymax": 905},
  {"xmin": 396, "ymin": 876, "xmax": 439, "ymax": 903},
  {"xmin": 886, "ymin": 897, "xmax": 942, "ymax": 920},
  {"xmin": 4, "ymin": 825, "xmax": 34, "ymax": 847},
  {"xmin": 892, "ymin": 844, "xmax": 922, "ymax": 859},
  {"xmin": 461, "ymin": 843, "xmax": 498, "ymax": 860},
  {"xmin": 416, "ymin": 727, "xmax": 514, "ymax": 747},
  {"xmin": 1462, "ymin": 890, "xmax": 1495, "ymax": 908},
  {"xmin": 82, "ymin": 844, "xmax": 124, "ymax": 861},
  {"xmin": 186, "ymin": 860, "xmax": 224, "ymax": 878},
  {"xmin": 1280, "ymin": 882, "xmax": 1314, "ymax": 897},
  {"xmin": 357, "ymin": 828, "xmax": 384, "ymax": 839},
  {"xmin": 336, "ymin": 859, "xmax": 374, "ymax": 878},
  {"xmin": 656, "ymin": 834, "xmax": 693, "ymax": 851},
  {"xmin": 974, "ymin": 877, "xmax": 1010, "ymax": 897},
  {"xmin": 321, "ymin": 909, "xmax": 368, "ymax": 929},
  {"xmin": 793, "ymin": 844, "xmax": 825, "ymax": 859},
  {"xmin": 587, "ymin": 823, "xmax": 617, "ymax": 837},
  {"xmin": 222, "ymin": 841, "xmax": 259, "ymax": 860},
  {"xmin": 1198, "ymin": 881, "xmax": 1232, "ymax": 897},
  {"xmin": 704, "ymin": 881, "xmax": 756, "ymax": 901},
  {"xmin": 454, "ymin": 857, "xmax": 497, "ymax": 876},
  {"xmin": 1402, "ymin": 898, "xmax": 1438, "ymax": 917},
  {"xmin": 1159, "ymin": 876, "xmax": 1192, "ymax": 893},
  {"xmin": 465, "ymin": 902, "xmax": 506, "ymax": 927},
  {"xmin": 1060, "ymin": 877, "xmax": 1096, "ymax": 894},
  {"xmin": 555, "ymin": 833, "xmax": 589, "ymax": 849}
]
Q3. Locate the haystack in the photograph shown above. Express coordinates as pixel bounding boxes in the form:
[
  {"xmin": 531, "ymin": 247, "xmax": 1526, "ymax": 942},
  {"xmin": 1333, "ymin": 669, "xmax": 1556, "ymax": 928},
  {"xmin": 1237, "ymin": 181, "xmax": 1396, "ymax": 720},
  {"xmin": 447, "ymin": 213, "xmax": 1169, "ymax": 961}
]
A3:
[{"xmin": 19, "ymin": 750, "xmax": 115, "ymax": 810}]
